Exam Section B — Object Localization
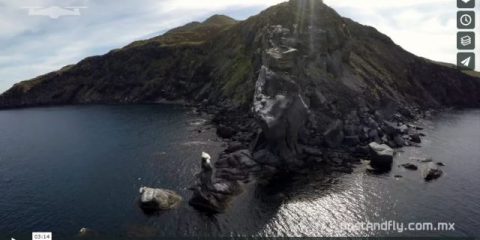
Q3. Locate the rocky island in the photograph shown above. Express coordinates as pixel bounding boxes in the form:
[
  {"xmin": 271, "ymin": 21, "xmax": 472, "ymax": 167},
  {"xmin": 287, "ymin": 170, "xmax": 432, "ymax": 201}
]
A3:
[{"xmin": 1, "ymin": 0, "xmax": 480, "ymax": 213}]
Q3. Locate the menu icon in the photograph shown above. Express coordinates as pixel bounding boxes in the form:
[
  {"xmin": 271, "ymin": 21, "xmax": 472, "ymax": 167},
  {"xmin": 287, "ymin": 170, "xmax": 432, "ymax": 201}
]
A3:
[
  {"xmin": 457, "ymin": 52, "xmax": 475, "ymax": 70},
  {"xmin": 458, "ymin": 11, "xmax": 475, "ymax": 29},
  {"xmin": 458, "ymin": 0, "xmax": 475, "ymax": 8},
  {"xmin": 458, "ymin": 32, "xmax": 475, "ymax": 49}
]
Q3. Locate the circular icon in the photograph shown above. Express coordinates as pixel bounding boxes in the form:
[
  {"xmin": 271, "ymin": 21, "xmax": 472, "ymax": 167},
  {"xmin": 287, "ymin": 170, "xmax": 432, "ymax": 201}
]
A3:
[{"xmin": 460, "ymin": 14, "xmax": 473, "ymax": 26}]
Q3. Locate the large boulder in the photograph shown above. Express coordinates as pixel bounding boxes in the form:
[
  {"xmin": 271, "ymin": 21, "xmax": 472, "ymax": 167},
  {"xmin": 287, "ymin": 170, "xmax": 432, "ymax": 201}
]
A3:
[
  {"xmin": 368, "ymin": 142, "xmax": 394, "ymax": 170},
  {"xmin": 138, "ymin": 187, "xmax": 182, "ymax": 211}
]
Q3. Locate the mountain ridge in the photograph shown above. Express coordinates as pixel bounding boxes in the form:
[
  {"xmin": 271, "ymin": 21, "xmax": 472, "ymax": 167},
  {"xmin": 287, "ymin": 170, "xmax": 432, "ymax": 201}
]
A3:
[{"xmin": 1, "ymin": 0, "xmax": 478, "ymax": 110}]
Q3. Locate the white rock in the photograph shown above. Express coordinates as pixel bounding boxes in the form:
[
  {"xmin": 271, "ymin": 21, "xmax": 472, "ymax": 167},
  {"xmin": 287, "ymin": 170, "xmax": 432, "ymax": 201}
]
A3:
[
  {"xmin": 138, "ymin": 187, "xmax": 182, "ymax": 210},
  {"xmin": 202, "ymin": 151, "xmax": 211, "ymax": 161}
]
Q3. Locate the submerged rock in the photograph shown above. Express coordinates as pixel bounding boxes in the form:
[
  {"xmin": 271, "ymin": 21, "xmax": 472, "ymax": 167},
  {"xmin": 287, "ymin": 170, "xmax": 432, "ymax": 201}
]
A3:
[
  {"xmin": 78, "ymin": 228, "xmax": 98, "ymax": 238},
  {"xmin": 138, "ymin": 187, "xmax": 182, "ymax": 211},
  {"xmin": 411, "ymin": 157, "xmax": 433, "ymax": 163},
  {"xmin": 368, "ymin": 142, "xmax": 394, "ymax": 170},
  {"xmin": 409, "ymin": 133, "xmax": 422, "ymax": 143},
  {"xmin": 400, "ymin": 163, "xmax": 418, "ymax": 170},
  {"xmin": 424, "ymin": 168, "xmax": 443, "ymax": 181}
]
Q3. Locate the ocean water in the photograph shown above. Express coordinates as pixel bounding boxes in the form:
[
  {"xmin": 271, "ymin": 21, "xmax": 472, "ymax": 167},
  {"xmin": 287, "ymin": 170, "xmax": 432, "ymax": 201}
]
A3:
[{"xmin": 0, "ymin": 105, "xmax": 479, "ymax": 238}]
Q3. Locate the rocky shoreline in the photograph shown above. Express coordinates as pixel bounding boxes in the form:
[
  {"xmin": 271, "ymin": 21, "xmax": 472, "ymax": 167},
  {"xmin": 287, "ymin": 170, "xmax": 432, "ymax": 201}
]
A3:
[{"xmin": 184, "ymin": 93, "xmax": 445, "ymax": 213}]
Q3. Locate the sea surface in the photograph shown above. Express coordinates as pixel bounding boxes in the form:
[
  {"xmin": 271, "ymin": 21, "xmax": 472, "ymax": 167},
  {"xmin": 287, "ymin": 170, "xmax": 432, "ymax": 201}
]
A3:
[{"xmin": 0, "ymin": 105, "xmax": 479, "ymax": 238}]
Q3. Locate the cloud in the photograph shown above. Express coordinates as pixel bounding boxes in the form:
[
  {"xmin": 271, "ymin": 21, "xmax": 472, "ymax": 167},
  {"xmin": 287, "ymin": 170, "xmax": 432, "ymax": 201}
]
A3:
[
  {"xmin": 324, "ymin": 0, "xmax": 450, "ymax": 9},
  {"xmin": 0, "ymin": 0, "xmax": 286, "ymax": 92},
  {"xmin": 0, "ymin": 0, "xmax": 462, "ymax": 93},
  {"xmin": 324, "ymin": 0, "xmax": 459, "ymax": 67}
]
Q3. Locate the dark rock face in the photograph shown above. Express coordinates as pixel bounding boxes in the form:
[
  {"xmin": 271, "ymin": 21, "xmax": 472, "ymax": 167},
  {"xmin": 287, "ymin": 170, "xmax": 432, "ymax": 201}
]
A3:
[
  {"xmin": 252, "ymin": 66, "xmax": 309, "ymax": 168},
  {"xmin": 324, "ymin": 120, "xmax": 345, "ymax": 148}
]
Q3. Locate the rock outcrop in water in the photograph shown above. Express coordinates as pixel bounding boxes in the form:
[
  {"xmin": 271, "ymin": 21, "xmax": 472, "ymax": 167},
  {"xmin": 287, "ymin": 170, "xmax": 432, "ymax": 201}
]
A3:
[
  {"xmin": 78, "ymin": 228, "xmax": 98, "ymax": 238},
  {"xmin": 400, "ymin": 163, "xmax": 418, "ymax": 171},
  {"xmin": 138, "ymin": 187, "xmax": 182, "ymax": 211},
  {"xmin": 1, "ymin": 0, "xmax": 480, "ymax": 212},
  {"xmin": 424, "ymin": 167, "xmax": 443, "ymax": 181},
  {"xmin": 189, "ymin": 152, "xmax": 247, "ymax": 212},
  {"xmin": 368, "ymin": 142, "xmax": 394, "ymax": 170}
]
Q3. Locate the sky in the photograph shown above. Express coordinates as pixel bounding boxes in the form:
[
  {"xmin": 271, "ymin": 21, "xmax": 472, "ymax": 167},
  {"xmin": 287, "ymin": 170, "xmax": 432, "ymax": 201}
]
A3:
[{"xmin": 0, "ymin": 0, "xmax": 464, "ymax": 93}]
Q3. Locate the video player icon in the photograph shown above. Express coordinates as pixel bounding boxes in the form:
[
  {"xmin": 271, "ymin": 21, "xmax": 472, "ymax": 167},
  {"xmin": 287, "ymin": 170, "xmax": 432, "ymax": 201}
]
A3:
[
  {"xmin": 457, "ymin": 52, "xmax": 475, "ymax": 70},
  {"xmin": 458, "ymin": 0, "xmax": 475, "ymax": 8},
  {"xmin": 458, "ymin": 11, "xmax": 475, "ymax": 29},
  {"xmin": 461, "ymin": 56, "xmax": 471, "ymax": 66},
  {"xmin": 458, "ymin": 32, "xmax": 475, "ymax": 50}
]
